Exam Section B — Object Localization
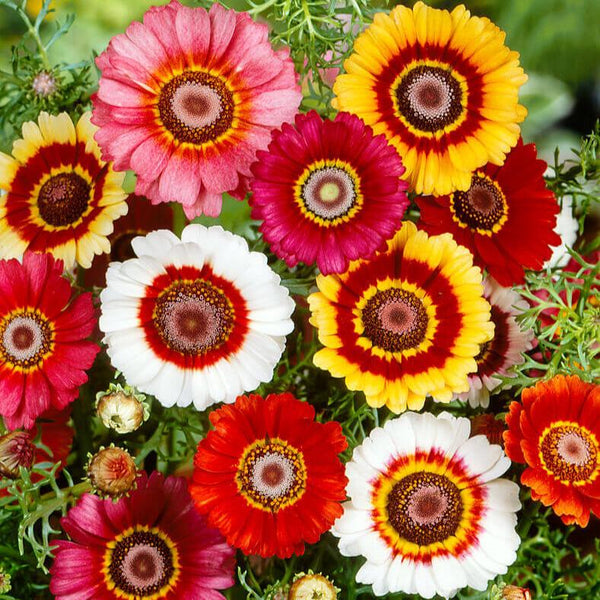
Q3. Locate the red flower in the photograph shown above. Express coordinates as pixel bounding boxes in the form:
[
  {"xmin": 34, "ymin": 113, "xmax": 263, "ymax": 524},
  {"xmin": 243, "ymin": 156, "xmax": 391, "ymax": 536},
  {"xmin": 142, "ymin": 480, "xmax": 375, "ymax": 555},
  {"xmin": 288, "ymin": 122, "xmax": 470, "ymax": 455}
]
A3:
[
  {"xmin": 417, "ymin": 140, "xmax": 561, "ymax": 285},
  {"xmin": 0, "ymin": 252, "xmax": 99, "ymax": 429},
  {"xmin": 190, "ymin": 393, "xmax": 348, "ymax": 558},
  {"xmin": 504, "ymin": 375, "xmax": 600, "ymax": 527}
]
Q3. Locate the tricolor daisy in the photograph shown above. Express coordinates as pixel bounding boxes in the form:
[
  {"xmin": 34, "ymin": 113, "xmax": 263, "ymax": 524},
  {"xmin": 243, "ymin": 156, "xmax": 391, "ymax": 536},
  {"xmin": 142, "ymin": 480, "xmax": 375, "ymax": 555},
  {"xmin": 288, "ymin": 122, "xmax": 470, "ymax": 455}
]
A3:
[
  {"xmin": 249, "ymin": 111, "xmax": 409, "ymax": 274},
  {"xmin": 332, "ymin": 411, "xmax": 521, "ymax": 598},
  {"xmin": 333, "ymin": 2, "xmax": 527, "ymax": 195},
  {"xmin": 0, "ymin": 112, "xmax": 128, "ymax": 269},
  {"xmin": 50, "ymin": 471, "xmax": 235, "ymax": 599},
  {"xmin": 92, "ymin": 0, "xmax": 302, "ymax": 218},
  {"xmin": 504, "ymin": 375, "xmax": 600, "ymax": 527},
  {"xmin": 308, "ymin": 221, "xmax": 494, "ymax": 412},
  {"xmin": 0, "ymin": 252, "xmax": 99, "ymax": 429},
  {"xmin": 99, "ymin": 224, "xmax": 295, "ymax": 410},
  {"xmin": 190, "ymin": 393, "xmax": 348, "ymax": 558}
]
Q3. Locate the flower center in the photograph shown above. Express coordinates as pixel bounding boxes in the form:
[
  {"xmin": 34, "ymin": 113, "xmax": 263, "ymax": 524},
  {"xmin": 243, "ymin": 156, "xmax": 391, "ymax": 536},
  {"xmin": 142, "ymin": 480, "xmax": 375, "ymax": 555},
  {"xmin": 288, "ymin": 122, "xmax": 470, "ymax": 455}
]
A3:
[
  {"xmin": 158, "ymin": 71, "xmax": 234, "ymax": 145},
  {"xmin": 0, "ymin": 312, "xmax": 52, "ymax": 367},
  {"xmin": 153, "ymin": 280, "xmax": 235, "ymax": 356},
  {"xmin": 386, "ymin": 471, "xmax": 463, "ymax": 545},
  {"xmin": 539, "ymin": 423, "xmax": 599, "ymax": 484},
  {"xmin": 107, "ymin": 528, "xmax": 178, "ymax": 597},
  {"xmin": 236, "ymin": 439, "xmax": 307, "ymax": 512},
  {"xmin": 300, "ymin": 165, "xmax": 358, "ymax": 221},
  {"xmin": 395, "ymin": 65, "xmax": 464, "ymax": 132},
  {"xmin": 451, "ymin": 174, "xmax": 508, "ymax": 233},
  {"xmin": 362, "ymin": 288, "xmax": 428, "ymax": 352},
  {"xmin": 37, "ymin": 172, "xmax": 90, "ymax": 227}
]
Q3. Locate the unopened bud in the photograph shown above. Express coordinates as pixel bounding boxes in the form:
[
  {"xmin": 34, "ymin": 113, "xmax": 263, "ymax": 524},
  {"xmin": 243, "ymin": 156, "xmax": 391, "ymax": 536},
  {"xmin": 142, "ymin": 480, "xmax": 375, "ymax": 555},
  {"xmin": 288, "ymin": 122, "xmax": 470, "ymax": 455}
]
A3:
[
  {"xmin": 32, "ymin": 71, "xmax": 57, "ymax": 97},
  {"xmin": 0, "ymin": 431, "xmax": 35, "ymax": 478},
  {"xmin": 289, "ymin": 573, "xmax": 338, "ymax": 600},
  {"xmin": 502, "ymin": 585, "xmax": 532, "ymax": 600},
  {"xmin": 96, "ymin": 383, "xmax": 148, "ymax": 434},
  {"xmin": 86, "ymin": 445, "xmax": 137, "ymax": 499}
]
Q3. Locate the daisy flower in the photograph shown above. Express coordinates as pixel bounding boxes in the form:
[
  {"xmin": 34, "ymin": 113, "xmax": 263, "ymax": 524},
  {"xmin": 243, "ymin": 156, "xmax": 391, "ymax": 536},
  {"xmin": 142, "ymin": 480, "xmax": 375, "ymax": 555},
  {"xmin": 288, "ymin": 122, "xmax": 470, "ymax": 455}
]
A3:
[
  {"xmin": 332, "ymin": 411, "xmax": 521, "ymax": 598},
  {"xmin": 333, "ymin": 2, "xmax": 527, "ymax": 196},
  {"xmin": 504, "ymin": 374, "xmax": 600, "ymax": 527},
  {"xmin": 0, "ymin": 252, "xmax": 99, "ymax": 429},
  {"xmin": 50, "ymin": 471, "xmax": 235, "ymax": 599},
  {"xmin": 99, "ymin": 224, "xmax": 294, "ymax": 410},
  {"xmin": 417, "ymin": 140, "xmax": 561, "ymax": 286},
  {"xmin": 456, "ymin": 277, "xmax": 534, "ymax": 408},
  {"xmin": 190, "ymin": 393, "xmax": 348, "ymax": 558},
  {"xmin": 249, "ymin": 110, "xmax": 409, "ymax": 274},
  {"xmin": 0, "ymin": 112, "xmax": 128, "ymax": 269},
  {"xmin": 308, "ymin": 221, "xmax": 494, "ymax": 412},
  {"xmin": 92, "ymin": 0, "xmax": 302, "ymax": 219}
]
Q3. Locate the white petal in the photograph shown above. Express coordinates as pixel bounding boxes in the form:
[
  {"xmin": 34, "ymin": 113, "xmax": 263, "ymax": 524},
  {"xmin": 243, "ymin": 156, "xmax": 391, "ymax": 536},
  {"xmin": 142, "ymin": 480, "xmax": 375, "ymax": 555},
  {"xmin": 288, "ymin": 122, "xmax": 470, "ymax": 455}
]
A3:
[
  {"xmin": 383, "ymin": 416, "xmax": 416, "ymax": 458},
  {"xmin": 454, "ymin": 435, "xmax": 510, "ymax": 481},
  {"xmin": 387, "ymin": 557, "xmax": 416, "ymax": 595},
  {"xmin": 131, "ymin": 228, "xmax": 180, "ymax": 258},
  {"xmin": 414, "ymin": 562, "xmax": 438, "ymax": 599},
  {"xmin": 431, "ymin": 554, "xmax": 467, "ymax": 598},
  {"xmin": 481, "ymin": 478, "xmax": 522, "ymax": 512}
]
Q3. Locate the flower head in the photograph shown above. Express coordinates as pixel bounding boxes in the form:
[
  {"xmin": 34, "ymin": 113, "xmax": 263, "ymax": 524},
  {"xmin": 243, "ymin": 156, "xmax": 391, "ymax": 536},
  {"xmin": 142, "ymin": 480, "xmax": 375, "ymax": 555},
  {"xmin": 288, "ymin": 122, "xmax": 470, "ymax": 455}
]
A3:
[
  {"xmin": 333, "ymin": 2, "xmax": 527, "ymax": 195},
  {"xmin": 191, "ymin": 393, "xmax": 348, "ymax": 558},
  {"xmin": 289, "ymin": 573, "xmax": 338, "ymax": 600},
  {"xmin": 96, "ymin": 383, "xmax": 148, "ymax": 434},
  {"xmin": 308, "ymin": 221, "xmax": 494, "ymax": 412},
  {"xmin": 332, "ymin": 411, "xmax": 521, "ymax": 598},
  {"xmin": 0, "ymin": 112, "xmax": 128, "ymax": 269},
  {"xmin": 86, "ymin": 445, "xmax": 138, "ymax": 499},
  {"xmin": 99, "ymin": 224, "xmax": 294, "ymax": 410},
  {"xmin": 0, "ymin": 430, "xmax": 34, "ymax": 478},
  {"xmin": 249, "ymin": 111, "xmax": 409, "ymax": 274},
  {"xmin": 92, "ymin": 0, "xmax": 301, "ymax": 218},
  {"xmin": 0, "ymin": 252, "xmax": 99, "ymax": 429},
  {"xmin": 50, "ymin": 471, "xmax": 235, "ymax": 599},
  {"xmin": 504, "ymin": 374, "xmax": 600, "ymax": 527},
  {"xmin": 417, "ymin": 140, "xmax": 561, "ymax": 285}
]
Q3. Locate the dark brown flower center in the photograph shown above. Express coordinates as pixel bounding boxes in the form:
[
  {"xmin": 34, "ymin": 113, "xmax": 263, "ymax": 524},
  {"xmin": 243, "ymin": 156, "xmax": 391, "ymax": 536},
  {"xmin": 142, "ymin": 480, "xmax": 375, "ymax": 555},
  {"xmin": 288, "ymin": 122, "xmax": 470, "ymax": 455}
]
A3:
[
  {"xmin": 236, "ymin": 440, "xmax": 306, "ymax": 512},
  {"xmin": 153, "ymin": 280, "xmax": 235, "ymax": 355},
  {"xmin": 451, "ymin": 175, "xmax": 507, "ymax": 232},
  {"xmin": 362, "ymin": 288, "xmax": 428, "ymax": 352},
  {"xmin": 300, "ymin": 166, "xmax": 358, "ymax": 220},
  {"xmin": 108, "ymin": 529, "xmax": 177, "ymax": 597},
  {"xmin": 395, "ymin": 65, "xmax": 464, "ymax": 132},
  {"xmin": 38, "ymin": 172, "xmax": 90, "ymax": 227},
  {"xmin": 540, "ymin": 424, "xmax": 598, "ymax": 483},
  {"xmin": 0, "ymin": 312, "xmax": 52, "ymax": 367},
  {"xmin": 387, "ymin": 471, "xmax": 463, "ymax": 545},
  {"xmin": 158, "ymin": 71, "xmax": 234, "ymax": 145}
]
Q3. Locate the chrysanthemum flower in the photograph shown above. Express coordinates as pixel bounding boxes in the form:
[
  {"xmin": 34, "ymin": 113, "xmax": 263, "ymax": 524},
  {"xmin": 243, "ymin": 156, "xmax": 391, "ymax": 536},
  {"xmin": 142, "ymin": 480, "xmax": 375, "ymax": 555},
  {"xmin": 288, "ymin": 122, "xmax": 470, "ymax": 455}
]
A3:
[
  {"xmin": 308, "ymin": 221, "xmax": 494, "ymax": 412},
  {"xmin": 504, "ymin": 374, "xmax": 600, "ymax": 527},
  {"xmin": 92, "ymin": 0, "xmax": 302, "ymax": 218},
  {"xmin": 456, "ymin": 277, "xmax": 534, "ymax": 408},
  {"xmin": 99, "ymin": 224, "xmax": 294, "ymax": 410},
  {"xmin": 50, "ymin": 471, "xmax": 235, "ymax": 599},
  {"xmin": 332, "ymin": 411, "xmax": 520, "ymax": 598},
  {"xmin": 333, "ymin": 2, "xmax": 527, "ymax": 196},
  {"xmin": 249, "ymin": 111, "xmax": 409, "ymax": 274},
  {"xmin": 417, "ymin": 140, "xmax": 561, "ymax": 285},
  {"xmin": 0, "ymin": 112, "xmax": 128, "ymax": 269},
  {"xmin": 0, "ymin": 252, "xmax": 99, "ymax": 429},
  {"xmin": 190, "ymin": 393, "xmax": 348, "ymax": 558}
]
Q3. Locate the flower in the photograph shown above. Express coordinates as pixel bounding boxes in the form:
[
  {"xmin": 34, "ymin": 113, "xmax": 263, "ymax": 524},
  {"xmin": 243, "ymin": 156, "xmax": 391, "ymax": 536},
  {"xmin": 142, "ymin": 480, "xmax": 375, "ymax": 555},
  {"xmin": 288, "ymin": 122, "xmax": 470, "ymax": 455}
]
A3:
[
  {"xmin": 249, "ymin": 111, "xmax": 409, "ymax": 274},
  {"xmin": 504, "ymin": 374, "xmax": 600, "ymax": 527},
  {"xmin": 0, "ymin": 568, "xmax": 10, "ymax": 594},
  {"xmin": 50, "ymin": 471, "xmax": 235, "ymax": 599},
  {"xmin": 190, "ymin": 393, "xmax": 348, "ymax": 558},
  {"xmin": 0, "ymin": 252, "xmax": 99, "ymax": 429},
  {"xmin": 333, "ymin": 2, "xmax": 527, "ymax": 196},
  {"xmin": 308, "ymin": 221, "xmax": 494, "ymax": 412},
  {"xmin": 92, "ymin": 0, "xmax": 302, "ymax": 219},
  {"xmin": 96, "ymin": 383, "xmax": 149, "ymax": 434},
  {"xmin": 289, "ymin": 573, "xmax": 338, "ymax": 600},
  {"xmin": 471, "ymin": 414, "xmax": 506, "ymax": 447},
  {"xmin": 86, "ymin": 445, "xmax": 138, "ymax": 498},
  {"xmin": 332, "ymin": 411, "xmax": 521, "ymax": 598},
  {"xmin": 0, "ymin": 112, "xmax": 128, "ymax": 269},
  {"xmin": 0, "ymin": 431, "xmax": 34, "ymax": 478},
  {"xmin": 99, "ymin": 224, "xmax": 294, "ymax": 410},
  {"xmin": 417, "ymin": 140, "xmax": 561, "ymax": 286},
  {"xmin": 455, "ymin": 277, "xmax": 534, "ymax": 408}
]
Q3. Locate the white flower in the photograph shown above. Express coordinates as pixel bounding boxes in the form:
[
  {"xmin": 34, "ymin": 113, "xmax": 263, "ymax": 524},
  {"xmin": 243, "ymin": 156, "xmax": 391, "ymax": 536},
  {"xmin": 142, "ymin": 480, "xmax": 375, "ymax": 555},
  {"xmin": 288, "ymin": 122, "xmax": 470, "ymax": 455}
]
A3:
[
  {"xmin": 99, "ymin": 225, "xmax": 295, "ymax": 410},
  {"xmin": 545, "ymin": 196, "xmax": 578, "ymax": 269},
  {"xmin": 331, "ymin": 411, "xmax": 521, "ymax": 599}
]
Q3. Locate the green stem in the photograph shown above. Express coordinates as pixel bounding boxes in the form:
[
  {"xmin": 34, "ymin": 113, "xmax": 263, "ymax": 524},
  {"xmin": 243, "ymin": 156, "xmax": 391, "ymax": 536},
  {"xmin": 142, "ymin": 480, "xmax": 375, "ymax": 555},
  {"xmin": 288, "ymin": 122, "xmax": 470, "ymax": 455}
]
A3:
[{"xmin": 15, "ymin": 6, "xmax": 51, "ymax": 69}]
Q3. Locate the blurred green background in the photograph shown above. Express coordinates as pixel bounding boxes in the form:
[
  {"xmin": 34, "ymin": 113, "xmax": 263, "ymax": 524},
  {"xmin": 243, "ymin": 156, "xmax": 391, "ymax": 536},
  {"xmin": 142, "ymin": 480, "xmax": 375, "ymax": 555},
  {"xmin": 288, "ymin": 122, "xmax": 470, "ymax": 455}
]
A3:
[{"xmin": 0, "ymin": 0, "xmax": 599, "ymax": 164}]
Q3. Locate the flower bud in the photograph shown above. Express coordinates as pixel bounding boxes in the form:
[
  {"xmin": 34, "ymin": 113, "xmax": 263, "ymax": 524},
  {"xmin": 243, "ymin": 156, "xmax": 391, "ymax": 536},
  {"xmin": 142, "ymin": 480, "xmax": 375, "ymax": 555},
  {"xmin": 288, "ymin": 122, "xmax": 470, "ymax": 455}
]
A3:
[
  {"xmin": 0, "ymin": 431, "xmax": 35, "ymax": 478},
  {"xmin": 0, "ymin": 567, "xmax": 11, "ymax": 594},
  {"xmin": 502, "ymin": 585, "xmax": 532, "ymax": 600},
  {"xmin": 96, "ymin": 383, "xmax": 148, "ymax": 434},
  {"xmin": 32, "ymin": 71, "xmax": 57, "ymax": 97},
  {"xmin": 86, "ymin": 445, "xmax": 137, "ymax": 499},
  {"xmin": 288, "ymin": 573, "xmax": 338, "ymax": 600}
]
